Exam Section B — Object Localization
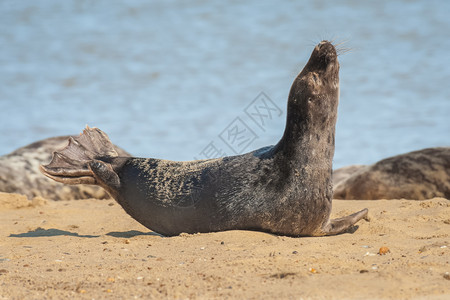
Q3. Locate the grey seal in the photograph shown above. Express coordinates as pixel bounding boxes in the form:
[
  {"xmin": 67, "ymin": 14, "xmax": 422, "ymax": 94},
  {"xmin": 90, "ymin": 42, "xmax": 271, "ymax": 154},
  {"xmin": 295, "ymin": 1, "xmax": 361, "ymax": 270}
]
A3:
[
  {"xmin": 40, "ymin": 41, "xmax": 368, "ymax": 236},
  {"xmin": 0, "ymin": 136, "xmax": 130, "ymax": 200},
  {"xmin": 333, "ymin": 147, "xmax": 450, "ymax": 200},
  {"xmin": 332, "ymin": 165, "xmax": 368, "ymax": 187}
]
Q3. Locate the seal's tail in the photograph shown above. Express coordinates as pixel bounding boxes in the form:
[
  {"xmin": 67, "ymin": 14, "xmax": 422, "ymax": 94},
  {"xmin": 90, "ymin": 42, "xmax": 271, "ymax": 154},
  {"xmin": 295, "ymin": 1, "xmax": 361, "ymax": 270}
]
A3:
[{"xmin": 40, "ymin": 126, "xmax": 119, "ymax": 186}]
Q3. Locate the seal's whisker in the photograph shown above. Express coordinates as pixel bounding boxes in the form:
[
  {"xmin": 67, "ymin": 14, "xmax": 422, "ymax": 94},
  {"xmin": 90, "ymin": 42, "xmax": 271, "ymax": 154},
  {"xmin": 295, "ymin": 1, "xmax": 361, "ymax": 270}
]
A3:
[
  {"xmin": 329, "ymin": 35, "xmax": 339, "ymax": 44},
  {"xmin": 306, "ymin": 39, "xmax": 318, "ymax": 48},
  {"xmin": 334, "ymin": 39, "xmax": 348, "ymax": 47},
  {"xmin": 337, "ymin": 47, "xmax": 352, "ymax": 56},
  {"xmin": 335, "ymin": 39, "xmax": 352, "ymax": 56}
]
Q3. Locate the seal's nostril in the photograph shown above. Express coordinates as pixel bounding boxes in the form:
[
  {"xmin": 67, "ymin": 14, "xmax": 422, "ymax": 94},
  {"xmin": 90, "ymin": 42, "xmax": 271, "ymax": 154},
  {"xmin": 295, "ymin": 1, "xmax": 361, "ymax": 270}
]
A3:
[
  {"xmin": 318, "ymin": 42, "xmax": 327, "ymax": 50},
  {"xmin": 318, "ymin": 40, "xmax": 331, "ymax": 50}
]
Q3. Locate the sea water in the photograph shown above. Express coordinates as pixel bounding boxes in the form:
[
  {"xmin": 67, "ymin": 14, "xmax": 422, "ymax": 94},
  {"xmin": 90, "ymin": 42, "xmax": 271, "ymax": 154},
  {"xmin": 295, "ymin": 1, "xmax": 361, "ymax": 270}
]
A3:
[{"xmin": 0, "ymin": 0, "xmax": 449, "ymax": 168}]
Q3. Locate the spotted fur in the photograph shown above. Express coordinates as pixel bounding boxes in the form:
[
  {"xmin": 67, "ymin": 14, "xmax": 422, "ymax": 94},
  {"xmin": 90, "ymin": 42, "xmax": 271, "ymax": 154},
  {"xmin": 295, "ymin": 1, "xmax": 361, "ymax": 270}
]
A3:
[
  {"xmin": 0, "ymin": 136, "xmax": 130, "ymax": 200},
  {"xmin": 334, "ymin": 147, "xmax": 450, "ymax": 200}
]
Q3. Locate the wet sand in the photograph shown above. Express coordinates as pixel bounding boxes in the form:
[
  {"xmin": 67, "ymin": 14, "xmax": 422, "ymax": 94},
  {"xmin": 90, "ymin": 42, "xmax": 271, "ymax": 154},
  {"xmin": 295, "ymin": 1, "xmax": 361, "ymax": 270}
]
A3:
[{"xmin": 0, "ymin": 192, "xmax": 449, "ymax": 299}]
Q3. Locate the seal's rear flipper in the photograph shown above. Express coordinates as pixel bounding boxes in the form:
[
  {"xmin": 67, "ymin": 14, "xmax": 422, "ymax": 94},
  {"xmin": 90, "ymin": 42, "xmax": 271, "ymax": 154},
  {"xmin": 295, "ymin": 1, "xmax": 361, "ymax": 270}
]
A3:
[
  {"xmin": 322, "ymin": 208, "xmax": 368, "ymax": 236},
  {"xmin": 40, "ymin": 126, "xmax": 119, "ymax": 186}
]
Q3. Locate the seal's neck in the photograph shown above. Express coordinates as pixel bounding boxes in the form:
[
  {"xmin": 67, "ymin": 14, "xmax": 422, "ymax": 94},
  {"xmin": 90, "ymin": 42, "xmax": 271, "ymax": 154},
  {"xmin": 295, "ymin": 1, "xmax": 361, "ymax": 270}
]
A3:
[
  {"xmin": 273, "ymin": 72, "xmax": 339, "ymax": 175},
  {"xmin": 275, "ymin": 114, "xmax": 336, "ymax": 170}
]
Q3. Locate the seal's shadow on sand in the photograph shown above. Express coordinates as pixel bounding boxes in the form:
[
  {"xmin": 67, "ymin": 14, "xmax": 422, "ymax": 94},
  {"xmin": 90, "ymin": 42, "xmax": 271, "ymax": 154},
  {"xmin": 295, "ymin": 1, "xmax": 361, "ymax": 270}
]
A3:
[
  {"xmin": 9, "ymin": 228, "xmax": 160, "ymax": 238},
  {"xmin": 9, "ymin": 227, "xmax": 99, "ymax": 238},
  {"xmin": 345, "ymin": 225, "xmax": 359, "ymax": 234},
  {"xmin": 106, "ymin": 230, "xmax": 162, "ymax": 238}
]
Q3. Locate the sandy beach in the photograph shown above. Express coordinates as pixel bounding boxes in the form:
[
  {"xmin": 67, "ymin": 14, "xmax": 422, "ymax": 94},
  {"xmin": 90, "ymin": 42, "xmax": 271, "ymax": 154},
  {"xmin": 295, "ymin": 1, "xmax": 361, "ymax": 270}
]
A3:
[{"xmin": 0, "ymin": 192, "xmax": 448, "ymax": 299}]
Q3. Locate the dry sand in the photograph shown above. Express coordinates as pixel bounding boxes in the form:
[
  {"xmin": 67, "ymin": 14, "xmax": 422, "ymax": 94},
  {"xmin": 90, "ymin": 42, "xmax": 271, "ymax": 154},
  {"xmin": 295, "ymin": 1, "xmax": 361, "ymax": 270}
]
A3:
[{"xmin": 0, "ymin": 191, "xmax": 449, "ymax": 299}]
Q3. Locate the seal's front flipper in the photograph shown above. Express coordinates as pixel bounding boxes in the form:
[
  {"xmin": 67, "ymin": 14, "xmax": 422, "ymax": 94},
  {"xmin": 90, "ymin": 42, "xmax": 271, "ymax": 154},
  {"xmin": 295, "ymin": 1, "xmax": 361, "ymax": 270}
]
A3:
[
  {"xmin": 88, "ymin": 160, "xmax": 120, "ymax": 191},
  {"xmin": 322, "ymin": 208, "xmax": 368, "ymax": 236},
  {"xmin": 40, "ymin": 126, "xmax": 119, "ymax": 186}
]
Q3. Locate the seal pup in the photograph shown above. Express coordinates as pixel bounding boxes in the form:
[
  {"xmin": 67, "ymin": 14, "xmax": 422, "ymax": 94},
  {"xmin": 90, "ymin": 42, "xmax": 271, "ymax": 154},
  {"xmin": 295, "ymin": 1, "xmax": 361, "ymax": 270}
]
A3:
[
  {"xmin": 333, "ymin": 147, "xmax": 450, "ymax": 200},
  {"xmin": 41, "ymin": 41, "xmax": 368, "ymax": 237},
  {"xmin": 0, "ymin": 136, "xmax": 130, "ymax": 200}
]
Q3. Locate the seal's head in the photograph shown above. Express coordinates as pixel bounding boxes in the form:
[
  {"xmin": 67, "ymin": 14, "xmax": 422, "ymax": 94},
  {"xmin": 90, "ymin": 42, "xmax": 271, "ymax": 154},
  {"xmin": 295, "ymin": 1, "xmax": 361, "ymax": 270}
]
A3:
[
  {"xmin": 286, "ymin": 40, "xmax": 339, "ymax": 134},
  {"xmin": 306, "ymin": 40, "xmax": 339, "ymax": 77}
]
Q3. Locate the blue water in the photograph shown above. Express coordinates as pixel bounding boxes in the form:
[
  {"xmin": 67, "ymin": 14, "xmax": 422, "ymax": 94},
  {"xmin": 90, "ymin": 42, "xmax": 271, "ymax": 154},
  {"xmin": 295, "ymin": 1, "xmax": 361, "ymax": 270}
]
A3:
[{"xmin": 0, "ymin": 0, "xmax": 449, "ymax": 168}]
